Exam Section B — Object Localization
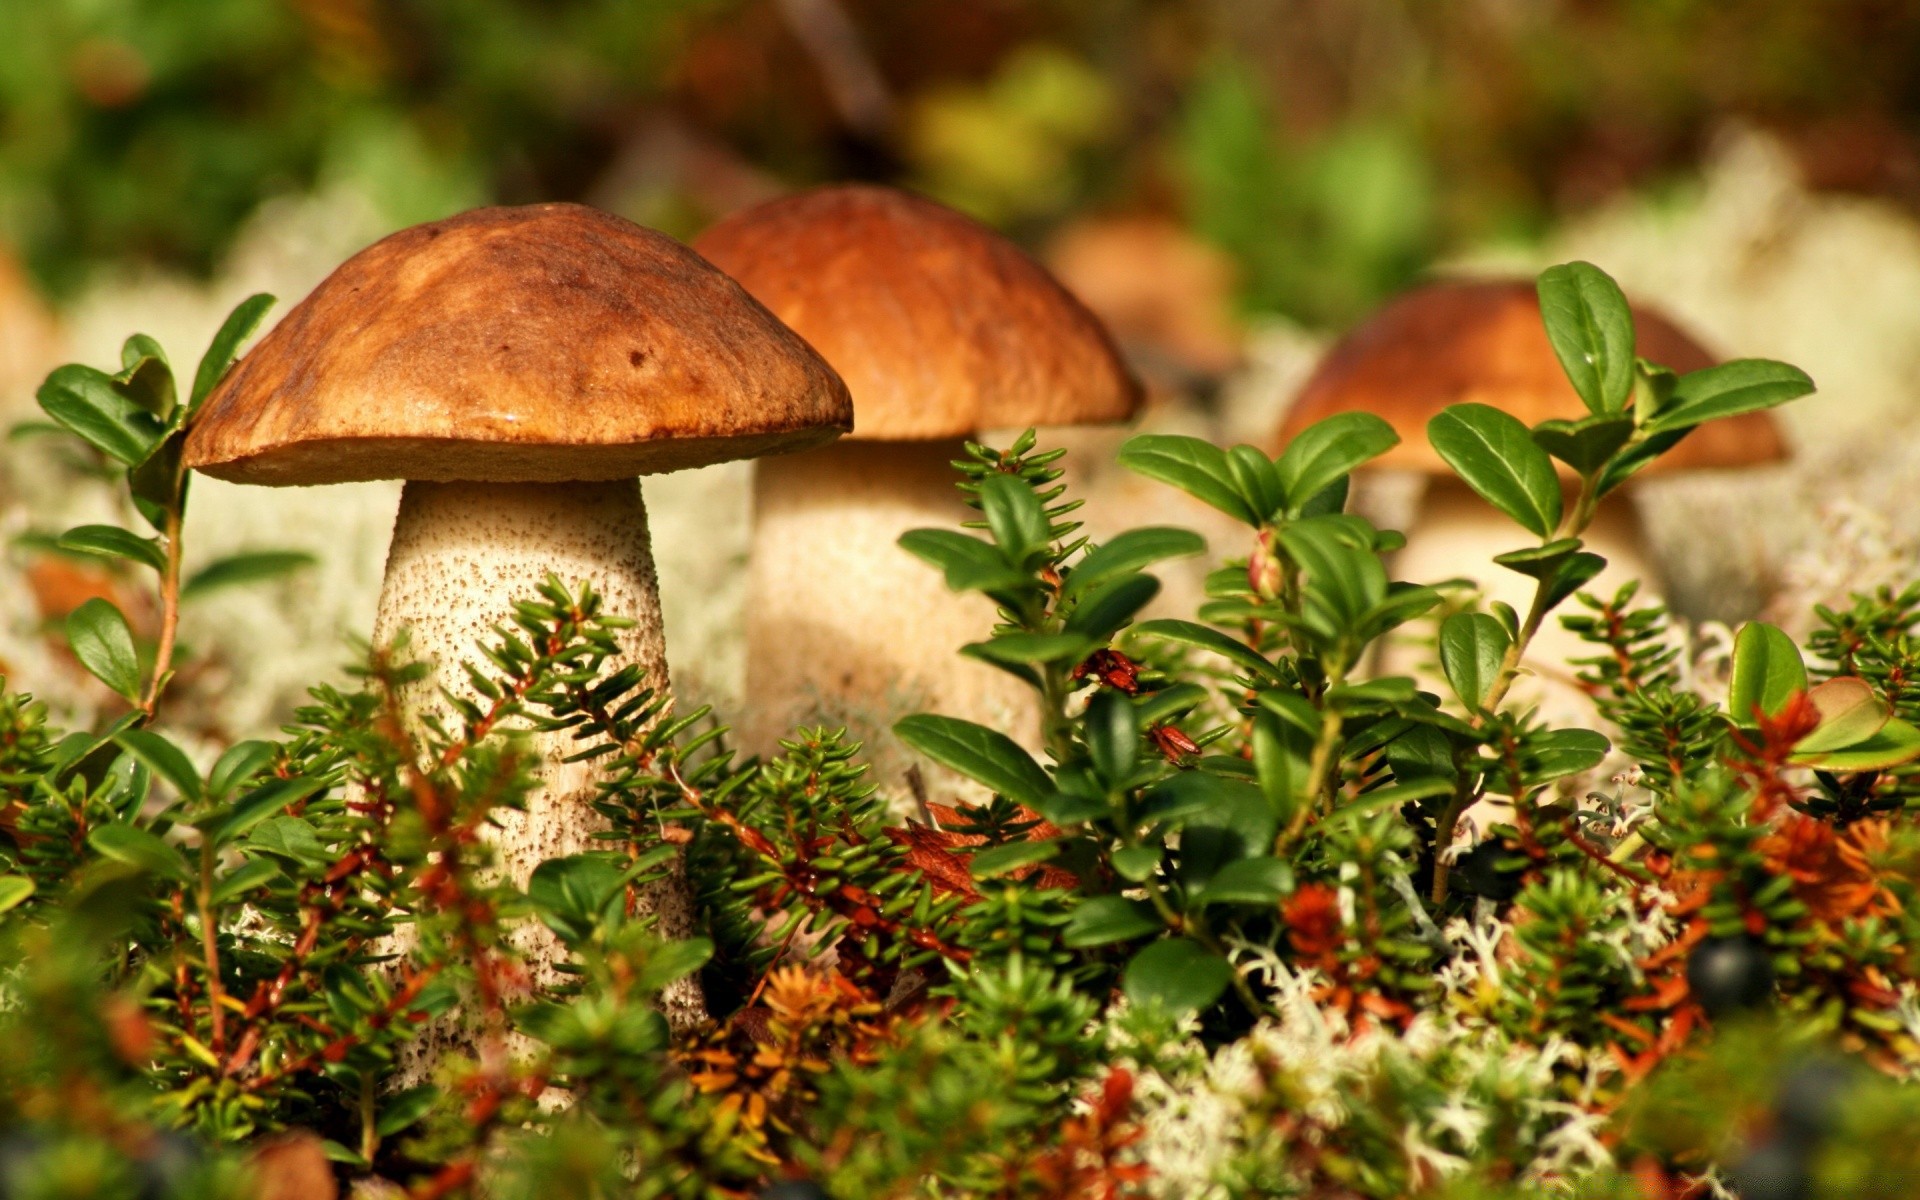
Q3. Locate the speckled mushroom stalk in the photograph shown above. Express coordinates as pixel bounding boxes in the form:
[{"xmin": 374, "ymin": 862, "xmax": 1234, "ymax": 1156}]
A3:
[
  {"xmin": 369, "ymin": 479, "xmax": 702, "ymax": 1025},
  {"xmin": 744, "ymin": 438, "xmax": 1033, "ymax": 787},
  {"xmin": 694, "ymin": 186, "xmax": 1142, "ymax": 799},
  {"xmin": 182, "ymin": 203, "xmax": 852, "ymax": 1061}
]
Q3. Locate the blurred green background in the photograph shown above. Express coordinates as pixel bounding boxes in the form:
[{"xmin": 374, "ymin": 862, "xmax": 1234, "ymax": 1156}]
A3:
[{"xmin": 4, "ymin": 0, "xmax": 1918, "ymax": 324}]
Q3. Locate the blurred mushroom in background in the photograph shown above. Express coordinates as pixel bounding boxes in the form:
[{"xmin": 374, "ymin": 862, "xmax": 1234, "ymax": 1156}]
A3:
[
  {"xmin": 1277, "ymin": 278, "xmax": 1787, "ymax": 703},
  {"xmin": 695, "ymin": 184, "xmax": 1139, "ymax": 802}
]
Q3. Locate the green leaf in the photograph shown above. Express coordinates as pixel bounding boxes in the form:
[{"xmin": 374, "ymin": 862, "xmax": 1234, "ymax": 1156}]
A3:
[
  {"xmin": 963, "ymin": 633, "xmax": 1096, "ymax": 666},
  {"xmin": 1728, "ymin": 622, "xmax": 1808, "ymax": 725},
  {"xmin": 1274, "ymin": 411, "xmax": 1399, "ymax": 511},
  {"xmin": 246, "ymin": 816, "xmax": 331, "ymax": 868},
  {"xmin": 1063, "ymin": 573, "xmax": 1158, "ymax": 641},
  {"xmin": 1428, "ymin": 403, "xmax": 1563, "ymax": 537},
  {"xmin": 1536, "ymin": 262, "xmax": 1635, "ymax": 413},
  {"xmin": 202, "ymin": 777, "xmax": 324, "ymax": 848},
  {"xmin": 1123, "ymin": 938, "xmax": 1233, "ymax": 1014},
  {"xmin": 66, "ymin": 598, "xmax": 142, "ymax": 701},
  {"xmin": 528, "ymin": 853, "xmax": 626, "ymax": 942},
  {"xmin": 1111, "ymin": 845, "xmax": 1161, "ymax": 882},
  {"xmin": 1225, "ymin": 444, "xmax": 1286, "ymax": 522},
  {"xmin": 978, "ymin": 473, "xmax": 1053, "ymax": 563},
  {"xmin": 1495, "ymin": 541, "xmax": 1609, "ymax": 611},
  {"xmin": 1793, "ymin": 718, "xmax": 1920, "ymax": 772},
  {"xmin": 1439, "ymin": 612, "xmax": 1511, "ymax": 712},
  {"xmin": 1198, "ymin": 856, "xmax": 1293, "ymax": 907},
  {"xmin": 208, "ymin": 740, "xmax": 278, "ymax": 799},
  {"xmin": 1083, "ymin": 690, "xmax": 1139, "ymax": 785},
  {"xmin": 56, "ymin": 525, "xmax": 166, "ymax": 572},
  {"xmin": 376, "ymin": 1086, "xmax": 440, "ymax": 1138},
  {"xmin": 1061, "ymin": 895, "xmax": 1161, "ymax": 947},
  {"xmin": 210, "ymin": 858, "xmax": 283, "ymax": 906},
  {"xmin": 36, "ymin": 364, "xmax": 167, "ymax": 465},
  {"xmin": 128, "ymin": 429, "xmax": 185, "ymax": 531},
  {"xmin": 899, "ymin": 529, "xmax": 1028, "ymax": 594},
  {"xmin": 1251, "ymin": 709, "xmax": 1310, "ymax": 830},
  {"xmin": 1278, "ymin": 516, "xmax": 1387, "ymax": 635},
  {"xmin": 1792, "ymin": 677, "xmax": 1890, "ymax": 755},
  {"xmin": 1117, "ymin": 434, "xmax": 1259, "ymax": 525},
  {"xmin": 113, "ymin": 353, "xmax": 177, "ymax": 419},
  {"xmin": 190, "ymin": 293, "xmax": 275, "ymax": 412},
  {"xmin": 1129, "ymin": 619, "xmax": 1284, "ymax": 684},
  {"xmin": 181, "ymin": 551, "xmax": 316, "ymax": 601},
  {"xmin": 87, "ymin": 823, "xmax": 190, "ymax": 881},
  {"xmin": 1516, "ymin": 728, "xmax": 1611, "ymax": 785},
  {"xmin": 121, "ymin": 333, "xmax": 170, "ymax": 374},
  {"xmin": 113, "ymin": 730, "xmax": 203, "ymax": 802},
  {"xmin": 1645, "ymin": 359, "xmax": 1815, "ymax": 434},
  {"xmin": 970, "ymin": 840, "xmax": 1061, "ymax": 880},
  {"xmin": 0, "ymin": 875, "xmax": 34, "ymax": 915},
  {"xmin": 1321, "ymin": 777, "xmax": 1456, "ymax": 828},
  {"xmin": 1531, "ymin": 413, "xmax": 1635, "ymax": 475},
  {"xmin": 894, "ymin": 714, "xmax": 1055, "ymax": 809},
  {"xmin": 1066, "ymin": 528, "xmax": 1207, "ymax": 599}
]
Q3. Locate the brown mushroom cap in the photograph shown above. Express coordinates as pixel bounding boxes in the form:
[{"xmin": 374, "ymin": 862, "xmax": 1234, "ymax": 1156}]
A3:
[
  {"xmin": 1278, "ymin": 279, "xmax": 1787, "ymax": 476},
  {"xmin": 692, "ymin": 185, "xmax": 1142, "ymax": 440},
  {"xmin": 184, "ymin": 203, "xmax": 852, "ymax": 485}
]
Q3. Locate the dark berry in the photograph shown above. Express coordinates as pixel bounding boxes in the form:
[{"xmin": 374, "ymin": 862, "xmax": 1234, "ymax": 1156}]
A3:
[
  {"xmin": 1454, "ymin": 839, "xmax": 1523, "ymax": 902},
  {"xmin": 1726, "ymin": 1139, "xmax": 1810, "ymax": 1200},
  {"xmin": 1775, "ymin": 1055, "xmax": 1862, "ymax": 1148},
  {"xmin": 760, "ymin": 1182, "xmax": 831, "ymax": 1200},
  {"xmin": 1687, "ymin": 936, "xmax": 1775, "ymax": 1017}
]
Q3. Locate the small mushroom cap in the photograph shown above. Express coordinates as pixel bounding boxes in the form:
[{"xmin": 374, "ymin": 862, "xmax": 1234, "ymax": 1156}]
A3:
[
  {"xmin": 184, "ymin": 203, "xmax": 852, "ymax": 485},
  {"xmin": 692, "ymin": 185, "xmax": 1141, "ymax": 440},
  {"xmin": 1278, "ymin": 279, "xmax": 1787, "ymax": 476}
]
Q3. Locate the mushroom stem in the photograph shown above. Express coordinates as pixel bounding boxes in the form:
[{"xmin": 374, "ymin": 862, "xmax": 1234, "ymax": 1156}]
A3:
[
  {"xmin": 743, "ymin": 439, "xmax": 1040, "ymax": 805},
  {"xmin": 374, "ymin": 479, "xmax": 706, "ymax": 1050}
]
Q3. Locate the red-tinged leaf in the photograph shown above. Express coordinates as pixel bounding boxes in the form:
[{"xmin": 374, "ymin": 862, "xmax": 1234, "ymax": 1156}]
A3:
[{"xmin": 884, "ymin": 826, "xmax": 980, "ymax": 899}]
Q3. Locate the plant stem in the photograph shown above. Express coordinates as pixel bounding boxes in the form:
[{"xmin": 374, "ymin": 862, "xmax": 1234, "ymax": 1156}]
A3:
[
  {"xmin": 1277, "ymin": 658, "xmax": 1348, "ymax": 852},
  {"xmin": 198, "ymin": 840, "xmax": 227, "ymax": 1054},
  {"xmin": 141, "ymin": 500, "xmax": 184, "ymax": 720},
  {"xmin": 1431, "ymin": 476, "xmax": 1603, "ymax": 904}
]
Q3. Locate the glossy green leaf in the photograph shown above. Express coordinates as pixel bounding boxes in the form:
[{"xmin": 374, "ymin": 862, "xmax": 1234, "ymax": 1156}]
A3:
[
  {"xmin": 963, "ymin": 633, "xmax": 1096, "ymax": 666},
  {"xmin": 1728, "ymin": 621, "xmax": 1808, "ymax": 725},
  {"xmin": 1793, "ymin": 717, "xmax": 1920, "ymax": 772},
  {"xmin": 88, "ymin": 823, "xmax": 190, "ymax": 881},
  {"xmin": 1198, "ymin": 855, "xmax": 1293, "ymax": 907},
  {"xmin": 970, "ymin": 840, "xmax": 1061, "ymax": 880},
  {"xmin": 1111, "ymin": 845, "xmax": 1161, "ymax": 882},
  {"xmin": 1645, "ymin": 359, "xmax": 1815, "ymax": 434},
  {"xmin": 895, "ymin": 714, "xmax": 1054, "ymax": 809},
  {"xmin": 899, "ymin": 529, "xmax": 1027, "ymax": 593},
  {"xmin": 66, "ymin": 598, "xmax": 142, "ymax": 701},
  {"xmin": 56, "ymin": 524, "xmax": 166, "ymax": 572},
  {"xmin": 1129, "ymin": 619, "xmax": 1284, "ymax": 684},
  {"xmin": 1792, "ymin": 677, "xmax": 1891, "ymax": 755},
  {"xmin": 113, "ymin": 729, "xmax": 203, "ymax": 802},
  {"xmin": 190, "ymin": 293, "xmax": 275, "ymax": 411},
  {"xmin": 181, "ymin": 550, "xmax": 316, "ymax": 601},
  {"xmin": 1117, "ymin": 434, "xmax": 1259, "ymax": 525},
  {"xmin": 1536, "ymin": 261, "xmax": 1635, "ymax": 413},
  {"xmin": 36, "ymin": 364, "xmax": 167, "ymax": 465},
  {"xmin": 209, "ymin": 858, "xmax": 283, "ymax": 906},
  {"xmin": 1063, "ymin": 572, "xmax": 1158, "ymax": 641},
  {"xmin": 978, "ymin": 472, "xmax": 1053, "ymax": 563},
  {"xmin": 1428, "ymin": 403, "xmax": 1563, "ymax": 537},
  {"xmin": 1123, "ymin": 937, "xmax": 1233, "ymax": 1014},
  {"xmin": 1516, "ymin": 728, "xmax": 1611, "ymax": 785},
  {"xmin": 1531, "ymin": 412, "xmax": 1635, "ymax": 475},
  {"xmin": 376, "ymin": 1086, "xmax": 440, "ymax": 1138},
  {"xmin": 1065, "ymin": 527, "xmax": 1207, "ymax": 599},
  {"xmin": 1274, "ymin": 411, "xmax": 1399, "ymax": 511},
  {"xmin": 1083, "ymin": 690, "xmax": 1139, "ymax": 785},
  {"xmin": 0, "ymin": 875, "xmax": 34, "ymax": 915},
  {"xmin": 208, "ymin": 740, "xmax": 278, "ymax": 799},
  {"xmin": 113, "ymin": 353, "xmax": 177, "ymax": 419},
  {"xmin": 202, "ymin": 777, "xmax": 324, "ymax": 848},
  {"xmin": 1439, "ymin": 612, "xmax": 1510, "ymax": 712},
  {"xmin": 1061, "ymin": 895, "xmax": 1161, "ymax": 947}
]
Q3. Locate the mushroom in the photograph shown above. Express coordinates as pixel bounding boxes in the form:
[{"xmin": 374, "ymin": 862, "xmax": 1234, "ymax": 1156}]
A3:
[
  {"xmin": 184, "ymin": 203, "xmax": 852, "ymax": 1034},
  {"xmin": 692, "ymin": 185, "xmax": 1140, "ymax": 796},
  {"xmin": 1277, "ymin": 278, "xmax": 1786, "ymax": 694}
]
